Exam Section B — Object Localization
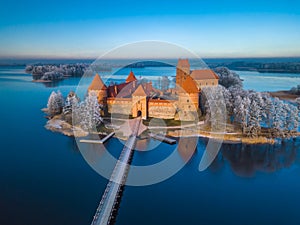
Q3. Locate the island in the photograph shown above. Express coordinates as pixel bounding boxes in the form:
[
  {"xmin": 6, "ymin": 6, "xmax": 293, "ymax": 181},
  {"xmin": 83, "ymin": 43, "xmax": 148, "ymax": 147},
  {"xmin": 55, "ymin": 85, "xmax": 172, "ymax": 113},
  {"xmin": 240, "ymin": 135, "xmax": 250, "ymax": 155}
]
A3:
[
  {"xmin": 44, "ymin": 59, "xmax": 300, "ymax": 144},
  {"xmin": 25, "ymin": 63, "xmax": 89, "ymax": 82}
]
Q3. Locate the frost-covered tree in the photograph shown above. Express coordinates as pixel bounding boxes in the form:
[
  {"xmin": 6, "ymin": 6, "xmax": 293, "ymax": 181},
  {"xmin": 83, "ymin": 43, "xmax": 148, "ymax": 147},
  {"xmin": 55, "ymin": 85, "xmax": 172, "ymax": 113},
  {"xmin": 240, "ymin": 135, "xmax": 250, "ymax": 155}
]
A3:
[
  {"xmin": 63, "ymin": 91, "xmax": 80, "ymax": 115},
  {"xmin": 203, "ymin": 86, "xmax": 227, "ymax": 131},
  {"xmin": 214, "ymin": 67, "xmax": 243, "ymax": 89},
  {"xmin": 261, "ymin": 93, "xmax": 274, "ymax": 128},
  {"xmin": 233, "ymin": 95, "xmax": 243, "ymax": 123},
  {"xmin": 272, "ymin": 98, "xmax": 284, "ymax": 137},
  {"xmin": 250, "ymin": 92, "xmax": 266, "ymax": 119},
  {"xmin": 47, "ymin": 90, "xmax": 64, "ymax": 115},
  {"xmin": 289, "ymin": 104, "xmax": 299, "ymax": 132},
  {"xmin": 240, "ymin": 97, "xmax": 250, "ymax": 135},
  {"xmin": 161, "ymin": 76, "xmax": 170, "ymax": 91},
  {"xmin": 285, "ymin": 104, "xmax": 299, "ymax": 135},
  {"xmin": 156, "ymin": 77, "xmax": 162, "ymax": 90},
  {"xmin": 74, "ymin": 92, "xmax": 103, "ymax": 131},
  {"xmin": 220, "ymin": 85, "xmax": 233, "ymax": 122},
  {"xmin": 247, "ymin": 100, "xmax": 262, "ymax": 137},
  {"xmin": 296, "ymin": 97, "xmax": 300, "ymax": 110}
]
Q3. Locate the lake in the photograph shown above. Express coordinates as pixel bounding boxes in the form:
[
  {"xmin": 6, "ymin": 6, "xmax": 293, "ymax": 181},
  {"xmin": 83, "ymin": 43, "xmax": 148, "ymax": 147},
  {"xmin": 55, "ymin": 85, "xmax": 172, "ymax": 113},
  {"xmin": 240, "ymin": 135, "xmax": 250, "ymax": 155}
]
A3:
[{"xmin": 1, "ymin": 66, "xmax": 300, "ymax": 225}]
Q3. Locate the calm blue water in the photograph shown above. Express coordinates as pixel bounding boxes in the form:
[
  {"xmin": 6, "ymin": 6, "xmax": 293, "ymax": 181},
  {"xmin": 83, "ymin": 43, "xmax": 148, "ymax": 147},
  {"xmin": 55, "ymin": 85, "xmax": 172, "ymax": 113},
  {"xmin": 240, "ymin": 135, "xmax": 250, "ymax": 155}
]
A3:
[
  {"xmin": 236, "ymin": 70, "xmax": 300, "ymax": 92},
  {"xmin": 1, "ymin": 66, "xmax": 300, "ymax": 225}
]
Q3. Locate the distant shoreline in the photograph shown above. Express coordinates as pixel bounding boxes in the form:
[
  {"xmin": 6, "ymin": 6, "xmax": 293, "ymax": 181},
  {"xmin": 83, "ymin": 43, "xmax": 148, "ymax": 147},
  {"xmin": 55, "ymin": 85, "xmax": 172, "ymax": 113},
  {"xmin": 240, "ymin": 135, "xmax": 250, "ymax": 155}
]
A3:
[
  {"xmin": 1, "ymin": 58, "xmax": 300, "ymax": 74},
  {"xmin": 268, "ymin": 90, "xmax": 300, "ymax": 101}
]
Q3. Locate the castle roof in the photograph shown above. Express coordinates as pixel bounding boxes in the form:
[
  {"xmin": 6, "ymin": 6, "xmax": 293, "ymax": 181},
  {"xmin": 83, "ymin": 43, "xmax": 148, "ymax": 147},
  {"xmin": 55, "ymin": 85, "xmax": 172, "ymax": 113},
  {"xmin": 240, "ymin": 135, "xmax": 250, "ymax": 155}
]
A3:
[
  {"xmin": 177, "ymin": 59, "xmax": 190, "ymax": 68},
  {"xmin": 190, "ymin": 69, "xmax": 219, "ymax": 80},
  {"xmin": 88, "ymin": 74, "xmax": 107, "ymax": 90},
  {"xmin": 181, "ymin": 76, "xmax": 199, "ymax": 93},
  {"xmin": 107, "ymin": 82, "xmax": 128, "ymax": 97},
  {"xmin": 132, "ymin": 84, "xmax": 147, "ymax": 96},
  {"xmin": 125, "ymin": 71, "xmax": 137, "ymax": 83}
]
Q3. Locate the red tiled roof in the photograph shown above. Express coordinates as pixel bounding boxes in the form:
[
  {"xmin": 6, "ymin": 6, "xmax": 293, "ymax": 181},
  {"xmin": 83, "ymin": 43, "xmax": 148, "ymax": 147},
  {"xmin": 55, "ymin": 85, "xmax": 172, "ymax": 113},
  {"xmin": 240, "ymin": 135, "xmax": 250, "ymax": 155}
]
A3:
[
  {"xmin": 88, "ymin": 74, "xmax": 107, "ymax": 90},
  {"xmin": 190, "ymin": 69, "xmax": 219, "ymax": 80},
  {"xmin": 125, "ymin": 71, "xmax": 137, "ymax": 83},
  {"xmin": 107, "ymin": 82, "xmax": 130, "ymax": 97},
  {"xmin": 181, "ymin": 76, "xmax": 199, "ymax": 93}
]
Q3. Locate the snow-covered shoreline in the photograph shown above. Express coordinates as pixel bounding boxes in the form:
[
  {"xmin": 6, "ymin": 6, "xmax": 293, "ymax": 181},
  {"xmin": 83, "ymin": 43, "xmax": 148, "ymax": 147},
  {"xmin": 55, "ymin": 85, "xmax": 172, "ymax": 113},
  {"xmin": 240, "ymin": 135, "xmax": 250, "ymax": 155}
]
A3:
[{"xmin": 45, "ymin": 117, "xmax": 88, "ymax": 137}]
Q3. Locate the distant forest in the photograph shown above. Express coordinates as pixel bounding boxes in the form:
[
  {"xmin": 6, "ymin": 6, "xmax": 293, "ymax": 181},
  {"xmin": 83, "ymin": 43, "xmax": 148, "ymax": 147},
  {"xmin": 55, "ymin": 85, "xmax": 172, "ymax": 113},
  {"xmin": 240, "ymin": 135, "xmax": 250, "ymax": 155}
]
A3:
[
  {"xmin": 207, "ymin": 60, "xmax": 300, "ymax": 73},
  {"xmin": 2, "ymin": 57, "xmax": 300, "ymax": 74}
]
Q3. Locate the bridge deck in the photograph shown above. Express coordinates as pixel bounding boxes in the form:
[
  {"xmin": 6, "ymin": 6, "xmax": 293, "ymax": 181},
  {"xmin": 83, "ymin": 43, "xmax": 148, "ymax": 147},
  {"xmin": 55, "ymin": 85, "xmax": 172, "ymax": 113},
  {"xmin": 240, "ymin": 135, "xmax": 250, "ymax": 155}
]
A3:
[{"xmin": 91, "ymin": 118, "xmax": 141, "ymax": 225}]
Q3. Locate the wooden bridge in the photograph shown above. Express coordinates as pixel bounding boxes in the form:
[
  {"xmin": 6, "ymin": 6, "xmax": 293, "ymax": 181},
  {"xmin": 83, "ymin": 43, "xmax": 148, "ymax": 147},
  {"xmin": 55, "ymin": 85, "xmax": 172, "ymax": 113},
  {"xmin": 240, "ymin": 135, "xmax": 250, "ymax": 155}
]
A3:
[{"xmin": 91, "ymin": 117, "xmax": 141, "ymax": 225}]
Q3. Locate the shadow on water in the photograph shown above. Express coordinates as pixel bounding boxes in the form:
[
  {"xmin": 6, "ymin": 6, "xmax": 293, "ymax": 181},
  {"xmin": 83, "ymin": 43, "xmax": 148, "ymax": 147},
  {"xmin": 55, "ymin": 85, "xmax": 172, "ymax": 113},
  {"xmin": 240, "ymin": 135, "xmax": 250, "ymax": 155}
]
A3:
[{"xmin": 209, "ymin": 138, "xmax": 300, "ymax": 177}]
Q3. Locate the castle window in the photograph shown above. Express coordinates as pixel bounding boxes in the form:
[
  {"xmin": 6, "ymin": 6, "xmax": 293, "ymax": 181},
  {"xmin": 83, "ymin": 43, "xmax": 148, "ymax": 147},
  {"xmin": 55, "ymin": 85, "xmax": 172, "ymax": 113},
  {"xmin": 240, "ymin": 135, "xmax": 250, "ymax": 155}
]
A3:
[
  {"xmin": 187, "ymin": 99, "xmax": 189, "ymax": 102},
  {"xmin": 212, "ymin": 82, "xmax": 214, "ymax": 85},
  {"xmin": 206, "ymin": 82, "xmax": 208, "ymax": 85}
]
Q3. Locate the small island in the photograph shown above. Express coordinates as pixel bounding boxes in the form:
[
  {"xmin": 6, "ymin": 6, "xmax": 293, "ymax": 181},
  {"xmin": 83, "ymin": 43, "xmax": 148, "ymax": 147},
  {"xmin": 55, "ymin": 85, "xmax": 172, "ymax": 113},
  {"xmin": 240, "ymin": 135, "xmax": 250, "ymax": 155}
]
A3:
[
  {"xmin": 26, "ymin": 63, "xmax": 89, "ymax": 82},
  {"xmin": 44, "ymin": 59, "xmax": 300, "ymax": 145}
]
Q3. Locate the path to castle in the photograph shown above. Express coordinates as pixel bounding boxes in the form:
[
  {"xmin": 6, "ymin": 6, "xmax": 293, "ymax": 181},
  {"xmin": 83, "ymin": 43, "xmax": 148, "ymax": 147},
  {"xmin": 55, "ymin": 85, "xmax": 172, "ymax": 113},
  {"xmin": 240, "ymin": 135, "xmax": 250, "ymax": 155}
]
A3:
[{"xmin": 91, "ymin": 118, "xmax": 141, "ymax": 225}]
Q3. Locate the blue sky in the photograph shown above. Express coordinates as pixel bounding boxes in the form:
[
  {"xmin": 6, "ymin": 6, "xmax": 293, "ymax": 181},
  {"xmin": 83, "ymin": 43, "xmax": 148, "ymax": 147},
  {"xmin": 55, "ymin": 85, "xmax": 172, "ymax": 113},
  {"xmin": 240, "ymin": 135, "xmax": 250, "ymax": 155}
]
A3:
[{"xmin": 0, "ymin": 0, "xmax": 300, "ymax": 58}]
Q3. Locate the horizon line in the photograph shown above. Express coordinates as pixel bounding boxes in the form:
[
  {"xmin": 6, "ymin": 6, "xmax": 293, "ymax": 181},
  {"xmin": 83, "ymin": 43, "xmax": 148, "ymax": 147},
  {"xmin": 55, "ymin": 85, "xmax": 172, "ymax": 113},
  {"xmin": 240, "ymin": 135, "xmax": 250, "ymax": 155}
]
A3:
[{"xmin": 1, "ymin": 55, "xmax": 300, "ymax": 61}]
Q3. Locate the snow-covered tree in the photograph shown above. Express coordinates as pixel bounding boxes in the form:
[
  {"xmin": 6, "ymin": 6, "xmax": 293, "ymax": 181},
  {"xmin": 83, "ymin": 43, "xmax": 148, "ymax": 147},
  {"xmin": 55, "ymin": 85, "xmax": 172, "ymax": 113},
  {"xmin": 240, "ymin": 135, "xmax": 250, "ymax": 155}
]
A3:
[
  {"xmin": 214, "ymin": 67, "xmax": 243, "ymax": 89},
  {"xmin": 272, "ymin": 98, "xmax": 284, "ymax": 137},
  {"xmin": 240, "ymin": 97, "xmax": 250, "ymax": 135},
  {"xmin": 161, "ymin": 76, "xmax": 170, "ymax": 91},
  {"xmin": 220, "ymin": 85, "xmax": 233, "ymax": 122},
  {"xmin": 296, "ymin": 97, "xmax": 300, "ymax": 110},
  {"xmin": 261, "ymin": 93, "xmax": 274, "ymax": 128},
  {"xmin": 203, "ymin": 86, "xmax": 227, "ymax": 131},
  {"xmin": 74, "ymin": 92, "xmax": 103, "ymax": 131},
  {"xmin": 47, "ymin": 90, "xmax": 64, "ymax": 115},
  {"xmin": 285, "ymin": 104, "xmax": 299, "ymax": 134},
  {"xmin": 156, "ymin": 77, "xmax": 162, "ymax": 90},
  {"xmin": 247, "ymin": 100, "xmax": 262, "ymax": 137},
  {"xmin": 63, "ymin": 91, "xmax": 80, "ymax": 115}
]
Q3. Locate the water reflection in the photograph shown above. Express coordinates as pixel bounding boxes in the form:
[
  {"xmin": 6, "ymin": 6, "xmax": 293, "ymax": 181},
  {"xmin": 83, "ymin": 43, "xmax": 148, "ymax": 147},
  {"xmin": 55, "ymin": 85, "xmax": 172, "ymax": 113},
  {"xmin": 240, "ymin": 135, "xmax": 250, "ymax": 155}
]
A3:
[
  {"xmin": 177, "ymin": 136, "xmax": 198, "ymax": 162},
  {"xmin": 135, "ymin": 138, "xmax": 151, "ymax": 151},
  {"xmin": 77, "ymin": 134, "xmax": 107, "ymax": 165},
  {"xmin": 210, "ymin": 139, "xmax": 300, "ymax": 177}
]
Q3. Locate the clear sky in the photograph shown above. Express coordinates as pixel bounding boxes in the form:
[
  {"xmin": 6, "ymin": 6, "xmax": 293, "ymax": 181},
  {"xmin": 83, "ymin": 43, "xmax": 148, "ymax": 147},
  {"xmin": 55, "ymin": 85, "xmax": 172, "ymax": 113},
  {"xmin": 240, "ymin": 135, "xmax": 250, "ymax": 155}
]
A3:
[{"xmin": 0, "ymin": 0, "xmax": 300, "ymax": 58}]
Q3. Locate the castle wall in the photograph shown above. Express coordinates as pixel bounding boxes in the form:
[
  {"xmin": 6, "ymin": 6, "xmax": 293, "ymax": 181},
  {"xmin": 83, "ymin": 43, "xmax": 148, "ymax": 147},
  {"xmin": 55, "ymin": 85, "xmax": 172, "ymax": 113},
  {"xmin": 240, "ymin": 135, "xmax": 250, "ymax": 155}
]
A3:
[
  {"xmin": 107, "ymin": 98, "xmax": 132, "ymax": 115},
  {"xmin": 176, "ymin": 93, "xmax": 199, "ymax": 121},
  {"xmin": 194, "ymin": 79, "xmax": 218, "ymax": 88},
  {"xmin": 148, "ymin": 100, "xmax": 176, "ymax": 119}
]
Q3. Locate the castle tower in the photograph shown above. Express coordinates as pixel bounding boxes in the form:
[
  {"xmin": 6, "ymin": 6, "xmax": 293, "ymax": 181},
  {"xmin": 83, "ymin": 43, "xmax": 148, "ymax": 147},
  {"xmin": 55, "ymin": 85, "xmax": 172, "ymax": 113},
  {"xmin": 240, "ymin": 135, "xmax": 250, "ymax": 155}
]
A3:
[
  {"xmin": 179, "ymin": 75, "xmax": 199, "ymax": 108},
  {"xmin": 126, "ymin": 70, "xmax": 137, "ymax": 83},
  {"xmin": 132, "ymin": 85, "xmax": 148, "ymax": 120},
  {"xmin": 177, "ymin": 75, "xmax": 199, "ymax": 121},
  {"xmin": 88, "ymin": 74, "xmax": 108, "ymax": 115},
  {"xmin": 176, "ymin": 59, "xmax": 190, "ymax": 88}
]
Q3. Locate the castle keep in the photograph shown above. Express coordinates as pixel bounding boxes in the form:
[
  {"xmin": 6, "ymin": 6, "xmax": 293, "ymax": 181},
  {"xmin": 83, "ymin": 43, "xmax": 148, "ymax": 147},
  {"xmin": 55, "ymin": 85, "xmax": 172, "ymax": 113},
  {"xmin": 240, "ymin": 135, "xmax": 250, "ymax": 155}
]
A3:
[{"xmin": 88, "ymin": 59, "xmax": 219, "ymax": 120}]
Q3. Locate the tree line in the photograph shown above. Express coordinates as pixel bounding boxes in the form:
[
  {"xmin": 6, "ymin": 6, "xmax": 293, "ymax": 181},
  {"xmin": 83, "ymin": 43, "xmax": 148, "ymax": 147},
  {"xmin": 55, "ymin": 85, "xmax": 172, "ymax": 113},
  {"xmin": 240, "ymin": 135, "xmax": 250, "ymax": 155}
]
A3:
[
  {"xmin": 47, "ymin": 90, "xmax": 103, "ymax": 132},
  {"xmin": 203, "ymin": 68, "xmax": 299, "ymax": 138}
]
